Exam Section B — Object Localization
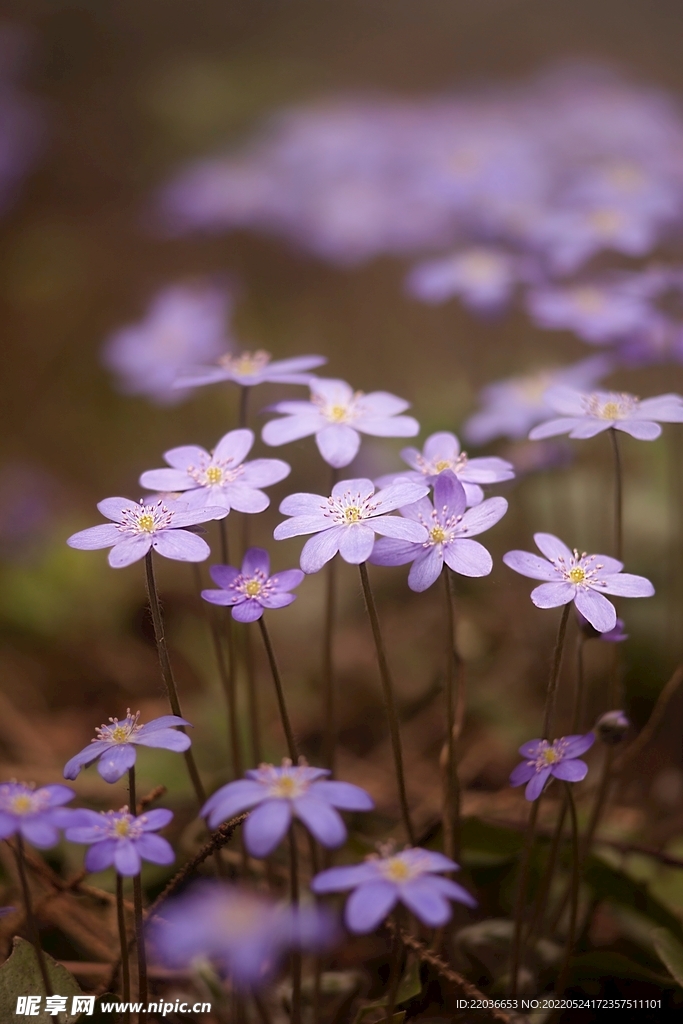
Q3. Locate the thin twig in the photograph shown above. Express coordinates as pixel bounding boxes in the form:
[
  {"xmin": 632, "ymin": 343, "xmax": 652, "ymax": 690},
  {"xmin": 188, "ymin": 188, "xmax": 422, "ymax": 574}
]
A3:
[{"xmin": 258, "ymin": 617, "xmax": 298, "ymax": 762}]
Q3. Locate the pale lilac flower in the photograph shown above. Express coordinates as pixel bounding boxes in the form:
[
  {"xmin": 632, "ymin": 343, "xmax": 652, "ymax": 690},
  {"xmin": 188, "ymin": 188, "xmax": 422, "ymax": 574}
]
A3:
[
  {"xmin": 370, "ymin": 471, "xmax": 507, "ymax": 592},
  {"xmin": 149, "ymin": 882, "xmax": 336, "ymax": 990},
  {"xmin": 510, "ymin": 733, "xmax": 595, "ymax": 801},
  {"xmin": 526, "ymin": 281, "xmax": 655, "ymax": 344},
  {"xmin": 262, "ymin": 378, "xmax": 420, "ymax": 469},
  {"xmin": 139, "ymin": 429, "xmax": 290, "ymax": 513},
  {"xmin": 102, "ymin": 284, "xmax": 232, "ymax": 405},
  {"xmin": 0, "ymin": 783, "xmax": 75, "ymax": 848},
  {"xmin": 67, "ymin": 497, "xmax": 227, "ymax": 567},
  {"xmin": 463, "ymin": 355, "xmax": 611, "ymax": 445},
  {"xmin": 406, "ymin": 247, "xmax": 521, "ymax": 313},
  {"xmin": 529, "ymin": 387, "xmax": 683, "ymax": 442},
  {"xmin": 64, "ymin": 711, "xmax": 191, "ymax": 784},
  {"xmin": 312, "ymin": 846, "xmax": 476, "ymax": 933},
  {"xmin": 174, "ymin": 350, "xmax": 326, "ymax": 390},
  {"xmin": 376, "ymin": 431, "xmax": 514, "ymax": 506},
  {"xmin": 202, "ymin": 760, "xmax": 373, "ymax": 858},
  {"xmin": 65, "ymin": 807, "xmax": 174, "ymax": 876},
  {"xmin": 274, "ymin": 478, "xmax": 428, "ymax": 574},
  {"xmin": 202, "ymin": 547, "xmax": 304, "ymax": 622},
  {"xmin": 503, "ymin": 533, "xmax": 654, "ymax": 633}
]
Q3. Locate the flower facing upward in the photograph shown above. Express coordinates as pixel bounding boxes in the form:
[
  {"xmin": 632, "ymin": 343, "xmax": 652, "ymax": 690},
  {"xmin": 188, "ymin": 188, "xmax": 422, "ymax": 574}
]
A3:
[
  {"xmin": 149, "ymin": 882, "xmax": 336, "ymax": 990},
  {"xmin": 139, "ymin": 429, "xmax": 290, "ymax": 513},
  {"xmin": 370, "ymin": 471, "xmax": 507, "ymax": 591},
  {"xmin": 529, "ymin": 387, "xmax": 683, "ymax": 441},
  {"xmin": 202, "ymin": 760, "xmax": 373, "ymax": 858},
  {"xmin": 503, "ymin": 533, "xmax": 654, "ymax": 633},
  {"xmin": 274, "ymin": 477, "xmax": 428, "ymax": 574},
  {"xmin": 510, "ymin": 733, "xmax": 595, "ymax": 801},
  {"xmin": 262, "ymin": 377, "xmax": 420, "ymax": 468},
  {"xmin": 67, "ymin": 497, "xmax": 227, "ymax": 567},
  {"xmin": 201, "ymin": 547, "xmax": 304, "ymax": 622},
  {"xmin": 65, "ymin": 807, "xmax": 174, "ymax": 876},
  {"xmin": 376, "ymin": 431, "xmax": 514, "ymax": 506},
  {"xmin": 0, "ymin": 783, "xmax": 75, "ymax": 848},
  {"xmin": 312, "ymin": 846, "xmax": 476, "ymax": 933},
  {"xmin": 63, "ymin": 711, "xmax": 191, "ymax": 783},
  {"xmin": 526, "ymin": 281, "xmax": 655, "ymax": 344},
  {"xmin": 174, "ymin": 351, "xmax": 326, "ymax": 390},
  {"xmin": 406, "ymin": 246, "xmax": 521, "ymax": 313}
]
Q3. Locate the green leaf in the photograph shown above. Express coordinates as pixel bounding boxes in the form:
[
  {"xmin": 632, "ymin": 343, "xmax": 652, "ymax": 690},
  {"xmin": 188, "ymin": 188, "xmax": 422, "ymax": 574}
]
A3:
[
  {"xmin": 0, "ymin": 937, "xmax": 82, "ymax": 1022},
  {"xmin": 352, "ymin": 957, "xmax": 420, "ymax": 1023},
  {"xmin": 652, "ymin": 928, "xmax": 683, "ymax": 987},
  {"xmin": 585, "ymin": 855, "xmax": 683, "ymax": 941}
]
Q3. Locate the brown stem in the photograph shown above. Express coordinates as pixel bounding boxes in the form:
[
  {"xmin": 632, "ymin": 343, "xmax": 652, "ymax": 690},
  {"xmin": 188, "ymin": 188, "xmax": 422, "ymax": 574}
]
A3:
[
  {"xmin": 14, "ymin": 837, "xmax": 53, "ymax": 996},
  {"xmin": 322, "ymin": 556, "xmax": 337, "ymax": 773},
  {"xmin": 258, "ymin": 616, "xmax": 298, "ymax": 762},
  {"xmin": 510, "ymin": 798, "xmax": 540, "ymax": 997},
  {"xmin": 572, "ymin": 635, "xmax": 586, "ymax": 733},
  {"xmin": 289, "ymin": 827, "xmax": 301, "ymax": 1024},
  {"xmin": 244, "ymin": 625, "xmax": 262, "ymax": 765},
  {"xmin": 358, "ymin": 562, "xmax": 415, "ymax": 844},
  {"xmin": 556, "ymin": 784, "xmax": 580, "ymax": 995},
  {"xmin": 128, "ymin": 769, "xmax": 147, "ymax": 1006},
  {"xmin": 116, "ymin": 874, "xmax": 131, "ymax": 1017},
  {"xmin": 542, "ymin": 604, "xmax": 571, "ymax": 740},
  {"xmin": 442, "ymin": 568, "xmax": 462, "ymax": 860},
  {"xmin": 385, "ymin": 914, "xmax": 403, "ymax": 1024},
  {"xmin": 609, "ymin": 427, "xmax": 623, "ymax": 562}
]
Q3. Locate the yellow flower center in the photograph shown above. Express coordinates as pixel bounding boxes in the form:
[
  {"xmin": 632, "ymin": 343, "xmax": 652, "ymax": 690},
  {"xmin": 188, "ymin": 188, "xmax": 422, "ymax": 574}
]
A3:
[
  {"xmin": 568, "ymin": 566, "xmax": 586, "ymax": 584},
  {"xmin": 588, "ymin": 208, "xmax": 624, "ymax": 233},
  {"xmin": 460, "ymin": 252, "xmax": 501, "ymax": 282},
  {"xmin": 137, "ymin": 514, "xmax": 155, "ymax": 533},
  {"xmin": 11, "ymin": 795, "xmax": 33, "ymax": 815},
  {"xmin": 219, "ymin": 350, "xmax": 271, "ymax": 376},
  {"xmin": 571, "ymin": 287, "xmax": 605, "ymax": 313},
  {"xmin": 245, "ymin": 580, "xmax": 262, "ymax": 597},
  {"xmin": 111, "ymin": 726, "xmax": 129, "ymax": 743},
  {"xmin": 272, "ymin": 776, "xmax": 298, "ymax": 798},
  {"xmin": 602, "ymin": 402, "xmax": 620, "ymax": 419},
  {"xmin": 434, "ymin": 460, "xmax": 452, "ymax": 472},
  {"xmin": 384, "ymin": 857, "xmax": 412, "ymax": 882},
  {"xmin": 328, "ymin": 405, "xmax": 348, "ymax": 423},
  {"xmin": 344, "ymin": 506, "xmax": 362, "ymax": 524},
  {"xmin": 542, "ymin": 747, "xmax": 561, "ymax": 764},
  {"xmin": 114, "ymin": 818, "xmax": 131, "ymax": 837},
  {"xmin": 430, "ymin": 526, "xmax": 448, "ymax": 544},
  {"xmin": 205, "ymin": 466, "xmax": 223, "ymax": 485},
  {"xmin": 605, "ymin": 161, "xmax": 644, "ymax": 192}
]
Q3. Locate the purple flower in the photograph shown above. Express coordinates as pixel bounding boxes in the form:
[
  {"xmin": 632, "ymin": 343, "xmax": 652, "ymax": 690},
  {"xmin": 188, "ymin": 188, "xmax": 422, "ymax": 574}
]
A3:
[
  {"xmin": 576, "ymin": 609, "xmax": 628, "ymax": 643},
  {"xmin": 65, "ymin": 807, "xmax": 174, "ymax": 876},
  {"xmin": 202, "ymin": 760, "xmax": 373, "ymax": 858},
  {"xmin": 262, "ymin": 378, "xmax": 420, "ymax": 469},
  {"xmin": 312, "ymin": 846, "xmax": 476, "ymax": 933},
  {"xmin": 175, "ymin": 351, "xmax": 326, "ymax": 390},
  {"xmin": 102, "ymin": 284, "xmax": 233, "ymax": 405},
  {"xmin": 67, "ymin": 497, "xmax": 227, "ymax": 567},
  {"xmin": 529, "ymin": 387, "xmax": 683, "ymax": 442},
  {"xmin": 0, "ymin": 783, "xmax": 75, "ymax": 848},
  {"xmin": 376, "ymin": 431, "xmax": 514, "ymax": 506},
  {"xmin": 149, "ymin": 882, "xmax": 336, "ymax": 990},
  {"xmin": 274, "ymin": 478, "xmax": 428, "ymax": 574},
  {"xmin": 463, "ymin": 356, "xmax": 611, "ymax": 445},
  {"xmin": 406, "ymin": 246, "xmax": 521, "ymax": 313},
  {"xmin": 510, "ymin": 733, "xmax": 595, "ymax": 801},
  {"xmin": 526, "ymin": 281, "xmax": 655, "ymax": 344},
  {"xmin": 370, "ymin": 471, "xmax": 507, "ymax": 591},
  {"xmin": 140, "ymin": 429, "xmax": 290, "ymax": 513},
  {"xmin": 528, "ymin": 203, "xmax": 662, "ymax": 275},
  {"xmin": 64, "ymin": 711, "xmax": 191, "ymax": 784},
  {"xmin": 503, "ymin": 533, "xmax": 654, "ymax": 633},
  {"xmin": 201, "ymin": 547, "xmax": 304, "ymax": 623}
]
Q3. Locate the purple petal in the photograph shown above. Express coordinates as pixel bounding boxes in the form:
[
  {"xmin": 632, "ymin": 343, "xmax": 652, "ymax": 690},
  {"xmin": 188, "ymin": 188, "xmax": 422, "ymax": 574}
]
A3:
[
  {"xmin": 84, "ymin": 840, "xmax": 117, "ymax": 873},
  {"xmin": 136, "ymin": 715, "xmax": 191, "ymax": 734},
  {"xmin": 331, "ymin": 478, "xmax": 374, "ymax": 501},
  {"xmin": 0, "ymin": 814, "xmax": 16, "ymax": 840},
  {"xmin": 344, "ymin": 880, "xmax": 398, "ymax": 934},
  {"xmin": 308, "ymin": 781, "xmax": 374, "ymax": 811},
  {"xmin": 518, "ymin": 739, "xmax": 544, "ymax": 758},
  {"xmin": 20, "ymin": 821, "xmax": 59, "ymax": 849},
  {"xmin": 373, "ymin": 481, "xmax": 429, "ymax": 513},
  {"xmin": 429, "ymin": 876, "xmax": 478, "ymax": 908},
  {"xmin": 63, "ymin": 741, "xmax": 113, "ymax": 779},
  {"xmin": 543, "ymin": 387, "xmax": 588, "ymax": 416},
  {"xmin": 139, "ymin": 808, "xmax": 174, "ymax": 831},
  {"xmin": 202, "ymin": 780, "xmax": 266, "ymax": 827},
  {"xmin": 259, "ymin": 592, "xmax": 296, "ymax": 610},
  {"xmin": 202, "ymin": 588, "xmax": 240, "ymax": 607},
  {"xmin": 139, "ymin": 469, "xmax": 193, "ymax": 491},
  {"xmin": 279, "ymin": 492, "xmax": 327, "ymax": 516},
  {"xmin": 359, "ymin": 392, "xmax": 411, "ymax": 417},
  {"xmin": 462, "ymin": 482, "xmax": 484, "ymax": 506},
  {"xmin": 399, "ymin": 496, "xmax": 434, "ymax": 522},
  {"xmin": 262, "ymin": 413, "xmax": 323, "ymax": 446},
  {"xmin": 574, "ymin": 588, "xmax": 617, "ymax": 633},
  {"xmin": 221, "ymin": 484, "xmax": 269, "ymax": 514},
  {"xmin": 136, "ymin": 728, "xmax": 190, "ymax": 752},
  {"xmin": 534, "ymin": 533, "xmax": 573, "ymax": 562},
  {"xmin": 153, "ymin": 530, "xmax": 210, "ymax": 562},
  {"xmin": 615, "ymin": 420, "xmax": 661, "ymax": 440},
  {"xmin": 213, "ymin": 429, "xmax": 254, "ymax": 465},
  {"xmin": 338, "ymin": 525, "xmax": 376, "ymax": 564},
  {"xmin": 67, "ymin": 524, "xmax": 121, "ymax": 550},
  {"xmin": 39, "ymin": 785, "xmax": 75, "ymax": 807},
  {"xmin": 460, "ymin": 456, "xmax": 514, "ymax": 482},
  {"xmin": 242, "ymin": 547, "xmax": 270, "ymax": 577},
  {"xmin": 209, "ymin": 564, "xmax": 240, "ymax": 588},
  {"xmin": 274, "ymin": 514, "xmax": 331, "ymax": 540},
  {"xmin": 510, "ymin": 761, "xmax": 536, "ymax": 787},
  {"xmin": 531, "ymin": 582, "xmax": 576, "ymax": 609},
  {"xmin": 443, "ymin": 539, "xmax": 492, "ymax": 578},
  {"xmin": 369, "ymin": 538, "xmax": 421, "ymax": 566},
  {"xmin": 163, "ymin": 445, "xmax": 210, "ymax": 470},
  {"xmin": 300, "ymin": 528, "xmax": 343, "ymax": 573},
  {"xmin": 459, "ymin": 497, "xmax": 508, "ymax": 536},
  {"xmin": 293, "ymin": 796, "xmax": 346, "ymax": 848},
  {"xmin": 241, "ymin": 458, "xmax": 291, "ymax": 488},
  {"xmin": 503, "ymin": 550, "xmax": 557, "ymax": 581},
  {"xmin": 598, "ymin": 572, "xmax": 654, "ymax": 597},
  {"xmin": 108, "ymin": 535, "xmax": 152, "ymax": 567},
  {"xmin": 569, "ymin": 419, "xmax": 611, "ymax": 440},
  {"xmin": 232, "ymin": 600, "xmax": 264, "ymax": 622},
  {"xmin": 636, "ymin": 395, "xmax": 683, "ymax": 421},
  {"xmin": 311, "ymin": 862, "xmax": 380, "ymax": 893},
  {"xmin": 422, "ymin": 432, "xmax": 460, "ymax": 461},
  {"xmin": 316, "ymin": 425, "xmax": 361, "ymax": 468},
  {"xmin": 97, "ymin": 744, "xmax": 137, "ymax": 783},
  {"xmin": 407, "ymin": 548, "xmax": 444, "ymax": 592},
  {"xmin": 525, "ymin": 767, "xmax": 552, "ymax": 801},
  {"xmin": 400, "ymin": 878, "xmax": 453, "ymax": 927},
  {"xmin": 562, "ymin": 732, "xmax": 596, "ymax": 758},
  {"xmin": 114, "ymin": 839, "xmax": 142, "ymax": 876},
  {"xmin": 433, "ymin": 471, "xmax": 467, "ymax": 516},
  {"xmin": 168, "ymin": 506, "xmax": 227, "ymax": 528},
  {"xmin": 357, "ymin": 414, "xmax": 420, "ymax": 438},
  {"xmin": 401, "ymin": 849, "xmax": 459, "ymax": 873},
  {"xmin": 551, "ymin": 758, "xmax": 588, "ymax": 783},
  {"xmin": 529, "ymin": 417, "xmax": 584, "ymax": 440},
  {"xmin": 97, "ymin": 498, "xmax": 142, "ymax": 523},
  {"xmin": 243, "ymin": 798, "xmax": 292, "ymax": 857},
  {"xmin": 371, "ymin": 515, "xmax": 429, "ymax": 542},
  {"xmin": 268, "ymin": 569, "xmax": 304, "ymax": 593},
  {"xmin": 135, "ymin": 833, "xmax": 175, "ymax": 866}
]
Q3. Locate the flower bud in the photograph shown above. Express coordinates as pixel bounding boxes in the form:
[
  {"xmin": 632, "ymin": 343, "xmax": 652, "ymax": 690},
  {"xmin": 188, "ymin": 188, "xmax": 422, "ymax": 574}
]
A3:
[{"xmin": 595, "ymin": 710, "xmax": 630, "ymax": 745}]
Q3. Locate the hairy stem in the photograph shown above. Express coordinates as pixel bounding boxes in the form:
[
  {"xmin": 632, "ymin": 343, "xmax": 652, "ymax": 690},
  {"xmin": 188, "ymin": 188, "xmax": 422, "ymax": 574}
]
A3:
[
  {"xmin": 609, "ymin": 427, "xmax": 623, "ymax": 562},
  {"xmin": 442, "ymin": 568, "xmax": 462, "ymax": 860},
  {"xmin": 556, "ymin": 784, "xmax": 580, "ymax": 995},
  {"xmin": 385, "ymin": 915, "xmax": 403, "ymax": 1024},
  {"xmin": 258, "ymin": 616, "xmax": 299, "ymax": 762},
  {"xmin": 358, "ymin": 562, "xmax": 415, "ymax": 844},
  {"xmin": 14, "ymin": 836, "xmax": 53, "ymax": 996},
  {"xmin": 116, "ymin": 874, "xmax": 131, "ymax": 1018},
  {"xmin": 542, "ymin": 604, "xmax": 571, "ymax": 740},
  {"xmin": 510, "ymin": 798, "xmax": 540, "ymax": 997},
  {"xmin": 289, "ymin": 827, "xmax": 301, "ymax": 1024},
  {"xmin": 128, "ymin": 769, "xmax": 148, "ymax": 1006}
]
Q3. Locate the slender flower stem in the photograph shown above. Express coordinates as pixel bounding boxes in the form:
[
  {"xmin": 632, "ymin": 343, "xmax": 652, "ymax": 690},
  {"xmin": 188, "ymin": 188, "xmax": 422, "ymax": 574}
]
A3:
[
  {"xmin": 14, "ymin": 837, "xmax": 53, "ymax": 996},
  {"xmin": 128, "ymin": 769, "xmax": 148, "ymax": 1006},
  {"xmin": 244, "ymin": 626, "xmax": 262, "ymax": 764},
  {"xmin": 573, "ymin": 635, "xmax": 586, "ymax": 733},
  {"xmin": 609, "ymin": 428, "xmax": 623, "ymax": 562},
  {"xmin": 116, "ymin": 874, "xmax": 131, "ymax": 1018},
  {"xmin": 239, "ymin": 385, "xmax": 249, "ymax": 430},
  {"xmin": 289, "ymin": 827, "xmax": 302, "ymax": 1024},
  {"xmin": 442, "ymin": 568, "xmax": 462, "ymax": 860},
  {"xmin": 322, "ymin": 466, "xmax": 339, "ymax": 772},
  {"xmin": 144, "ymin": 550, "xmax": 206, "ymax": 807},
  {"xmin": 556, "ymin": 784, "xmax": 580, "ymax": 995},
  {"xmin": 525, "ymin": 798, "xmax": 568, "ymax": 946},
  {"xmin": 258, "ymin": 617, "xmax": 298, "ymax": 762},
  {"xmin": 385, "ymin": 913, "xmax": 403, "ymax": 1024},
  {"xmin": 358, "ymin": 562, "xmax": 415, "ymax": 844},
  {"xmin": 542, "ymin": 604, "xmax": 571, "ymax": 741},
  {"xmin": 510, "ymin": 798, "xmax": 540, "ymax": 997}
]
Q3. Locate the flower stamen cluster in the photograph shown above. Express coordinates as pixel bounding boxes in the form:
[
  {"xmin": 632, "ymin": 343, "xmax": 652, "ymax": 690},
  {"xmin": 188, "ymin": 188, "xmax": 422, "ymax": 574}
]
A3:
[
  {"xmin": 95, "ymin": 710, "xmax": 141, "ymax": 746},
  {"xmin": 118, "ymin": 500, "xmax": 174, "ymax": 536},
  {"xmin": 217, "ymin": 350, "xmax": 271, "ymax": 376},
  {"xmin": 582, "ymin": 391, "xmax": 638, "ymax": 420}
]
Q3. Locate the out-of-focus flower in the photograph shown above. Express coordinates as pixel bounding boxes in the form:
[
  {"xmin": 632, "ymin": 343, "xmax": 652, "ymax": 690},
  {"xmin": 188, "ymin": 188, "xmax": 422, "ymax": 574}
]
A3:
[
  {"xmin": 503, "ymin": 532, "xmax": 654, "ymax": 633},
  {"xmin": 65, "ymin": 807, "xmax": 174, "ymax": 876},
  {"xmin": 595, "ymin": 710, "xmax": 630, "ymax": 745},
  {"xmin": 312, "ymin": 846, "xmax": 476, "ymax": 933},
  {"xmin": 406, "ymin": 246, "xmax": 522, "ymax": 312},
  {"xmin": 370, "ymin": 471, "xmax": 507, "ymax": 591},
  {"xmin": 201, "ymin": 547, "xmax": 304, "ymax": 623},
  {"xmin": 175, "ymin": 351, "xmax": 326, "ymax": 390},
  {"xmin": 140, "ymin": 429, "xmax": 289, "ymax": 513},
  {"xmin": 102, "ymin": 284, "xmax": 232, "ymax": 405},
  {"xmin": 576, "ymin": 609, "xmax": 628, "ymax": 642},
  {"xmin": 526, "ymin": 280, "xmax": 655, "ymax": 344},
  {"xmin": 64, "ymin": 711, "xmax": 191, "ymax": 784},
  {"xmin": 149, "ymin": 882, "xmax": 336, "ymax": 990},
  {"xmin": 529, "ymin": 388, "xmax": 683, "ymax": 442},
  {"xmin": 262, "ymin": 378, "xmax": 420, "ymax": 469},
  {"xmin": 0, "ymin": 783, "xmax": 75, "ymax": 848},
  {"xmin": 510, "ymin": 733, "xmax": 595, "ymax": 800},
  {"xmin": 67, "ymin": 497, "xmax": 227, "ymax": 567},
  {"xmin": 463, "ymin": 355, "xmax": 610, "ymax": 445},
  {"xmin": 274, "ymin": 478, "xmax": 428, "ymax": 574},
  {"xmin": 376, "ymin": 430, "xmax": 514, "ymax": 506},
  {"xmin": 202, "ymin": 760, "xmax": 373, "ymax": 858}
]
